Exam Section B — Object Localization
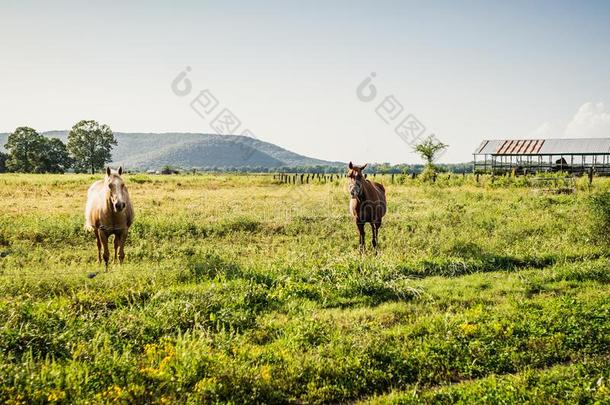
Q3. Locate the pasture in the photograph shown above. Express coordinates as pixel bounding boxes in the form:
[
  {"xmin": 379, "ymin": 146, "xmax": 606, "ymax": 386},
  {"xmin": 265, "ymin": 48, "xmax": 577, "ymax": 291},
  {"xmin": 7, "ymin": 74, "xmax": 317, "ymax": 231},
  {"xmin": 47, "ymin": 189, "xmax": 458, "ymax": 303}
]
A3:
[{"xmin": 0, "ymin": 173, "xmax": 609, "ymax": 403}]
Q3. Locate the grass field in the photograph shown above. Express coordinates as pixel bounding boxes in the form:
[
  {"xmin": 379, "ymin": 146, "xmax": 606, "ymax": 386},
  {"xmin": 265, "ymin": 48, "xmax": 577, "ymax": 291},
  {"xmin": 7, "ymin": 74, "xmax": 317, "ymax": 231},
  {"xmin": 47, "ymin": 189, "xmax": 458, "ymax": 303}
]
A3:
[{"xmin": 0, "ymin": 173, "xmax": 609, "ymax": 404}]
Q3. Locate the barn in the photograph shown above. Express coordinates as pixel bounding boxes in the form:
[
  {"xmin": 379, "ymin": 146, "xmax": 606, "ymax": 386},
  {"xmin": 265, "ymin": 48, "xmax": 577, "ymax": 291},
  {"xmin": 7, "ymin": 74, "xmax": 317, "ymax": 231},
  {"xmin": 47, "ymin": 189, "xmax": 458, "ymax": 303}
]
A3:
[{"xmin": 473, "ymin": 138, "xmax": 610, "ymax": 175}]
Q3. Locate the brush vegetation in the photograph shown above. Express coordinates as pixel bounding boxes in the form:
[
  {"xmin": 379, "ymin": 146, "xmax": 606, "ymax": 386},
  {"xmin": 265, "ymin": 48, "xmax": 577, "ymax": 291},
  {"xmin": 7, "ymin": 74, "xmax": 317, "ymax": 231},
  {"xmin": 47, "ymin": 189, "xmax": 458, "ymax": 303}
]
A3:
[{"xmin": 0, "ymin": 173, "xmax": 609, "ymax": 403}]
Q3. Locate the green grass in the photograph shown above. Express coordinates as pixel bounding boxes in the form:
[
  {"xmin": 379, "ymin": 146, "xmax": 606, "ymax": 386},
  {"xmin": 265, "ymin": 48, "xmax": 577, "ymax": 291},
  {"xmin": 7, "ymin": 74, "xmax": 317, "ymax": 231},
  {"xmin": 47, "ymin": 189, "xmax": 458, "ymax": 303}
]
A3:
[{"xmin": 0, "ymin": 173, "xmax": 609, "ymax": 403}]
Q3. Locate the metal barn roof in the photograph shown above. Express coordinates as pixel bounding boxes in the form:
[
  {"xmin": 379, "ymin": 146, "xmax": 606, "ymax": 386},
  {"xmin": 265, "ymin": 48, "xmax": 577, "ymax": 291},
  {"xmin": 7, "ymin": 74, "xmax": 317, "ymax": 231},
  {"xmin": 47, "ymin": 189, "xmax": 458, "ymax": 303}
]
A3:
[{"xmin": 474, "ymin": 138, "xmax": 610, "ymax": 155}]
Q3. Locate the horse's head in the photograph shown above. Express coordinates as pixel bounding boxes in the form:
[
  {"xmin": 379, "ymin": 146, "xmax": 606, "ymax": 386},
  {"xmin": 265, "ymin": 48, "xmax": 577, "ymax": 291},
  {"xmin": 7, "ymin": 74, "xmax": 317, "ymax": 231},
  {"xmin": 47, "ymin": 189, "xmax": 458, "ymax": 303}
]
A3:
[
  {"xmin": 347, "ymin": 162, "xmax": 367, "ymax": 199},
  {"xmin": 105, "ymin": 166, "xmax": 128, "ymax": 213}
]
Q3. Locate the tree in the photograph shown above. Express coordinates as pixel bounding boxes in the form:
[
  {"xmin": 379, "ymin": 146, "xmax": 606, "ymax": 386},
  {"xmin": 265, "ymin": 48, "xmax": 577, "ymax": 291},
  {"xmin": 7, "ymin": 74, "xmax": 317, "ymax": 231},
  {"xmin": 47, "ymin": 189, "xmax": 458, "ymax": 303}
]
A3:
[
  {"xmin": 67, "ymin": 120, "xmax": 116, "ymax": 174},
  {"xmin": 376, "ymin": 162, "xmax": 392, "ymax": 175},
  {"xmin": 412, "ymin": 135, "xmax": 448, "ymax": 182},
  {"xmin": 4, "ymin": 127, "xmax": 47, "ymax": 172},
  {"xmin": 0, "ymin": 152, "xmax": 7, "ymax": 173},
  {"xmin": 413, "ymin": 135, "xmax": 448, "ymax": 167},
  {"xmin": 4, "ymin": 127, "xmax": 73, "ymax": 173},
  {"xmin": 41, "ymin": 138, "xmax": 72, "ymax": 173}
]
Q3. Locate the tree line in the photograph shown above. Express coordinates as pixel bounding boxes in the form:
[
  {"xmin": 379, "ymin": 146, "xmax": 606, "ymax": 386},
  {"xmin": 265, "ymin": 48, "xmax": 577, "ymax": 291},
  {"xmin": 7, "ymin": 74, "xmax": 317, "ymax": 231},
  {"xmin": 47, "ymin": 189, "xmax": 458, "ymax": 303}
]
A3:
[{"xmin": 0, "ymin": 120, "xmax": 116, "ymax": 174}]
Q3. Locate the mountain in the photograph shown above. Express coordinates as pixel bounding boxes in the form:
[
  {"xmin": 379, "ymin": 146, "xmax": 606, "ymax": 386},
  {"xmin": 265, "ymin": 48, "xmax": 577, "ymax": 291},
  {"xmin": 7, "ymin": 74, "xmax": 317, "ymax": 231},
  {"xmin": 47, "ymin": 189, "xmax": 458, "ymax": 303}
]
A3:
[{"xmin": 0, "ymin": 131, "xmax": 343, "ymax": 170}]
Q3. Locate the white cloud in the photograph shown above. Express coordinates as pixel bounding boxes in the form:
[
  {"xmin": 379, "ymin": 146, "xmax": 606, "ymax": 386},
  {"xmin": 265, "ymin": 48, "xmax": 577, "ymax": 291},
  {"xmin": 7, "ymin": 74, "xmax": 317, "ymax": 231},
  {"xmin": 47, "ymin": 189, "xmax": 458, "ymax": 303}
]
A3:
[
  {"xmin": 564, "ymin": 102, "xmax": 610, "ymax": 138},
  {"xmin": 529, "ymin": 102, "xmax": 610, "ymax": 139}
]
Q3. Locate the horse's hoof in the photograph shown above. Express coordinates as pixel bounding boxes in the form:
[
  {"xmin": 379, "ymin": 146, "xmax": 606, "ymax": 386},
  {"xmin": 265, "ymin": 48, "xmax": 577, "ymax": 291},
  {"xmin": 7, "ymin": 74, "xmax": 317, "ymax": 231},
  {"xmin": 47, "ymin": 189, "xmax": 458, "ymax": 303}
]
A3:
[{"xmin": 87, "ymin": 272, "xmax": 98, "ymax": 279}]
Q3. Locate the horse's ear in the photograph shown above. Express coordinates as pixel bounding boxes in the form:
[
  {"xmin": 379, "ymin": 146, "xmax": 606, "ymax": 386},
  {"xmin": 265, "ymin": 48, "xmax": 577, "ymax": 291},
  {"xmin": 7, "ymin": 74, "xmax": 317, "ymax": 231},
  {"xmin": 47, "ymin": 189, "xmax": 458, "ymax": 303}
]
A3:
[
  {"xmin": 348, "ymin": 161, "xmax": 353, "ymax": 169},
  {"xmin": 106, "ymin": 167, "xmax": 111, "ymax": 177},
  {"xmin": 118, "ymin": 166, "xmax": 123, "ymax": 175},
  {"xmin": 361, "ymin": 163, "xmax": 368, "ymax": 170}
]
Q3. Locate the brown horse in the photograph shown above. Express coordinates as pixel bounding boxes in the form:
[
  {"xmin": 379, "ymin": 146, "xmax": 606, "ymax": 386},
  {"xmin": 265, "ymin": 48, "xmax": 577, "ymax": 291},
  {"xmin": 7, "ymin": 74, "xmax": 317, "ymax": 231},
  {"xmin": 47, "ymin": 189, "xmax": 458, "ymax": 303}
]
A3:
[
  {"xmin": 347, "ymin": 162, "xmax": 387, "ymax": 250},
  {"xmin": 85, "ymin": 167, "xmax": 134, "ymax": 268}
]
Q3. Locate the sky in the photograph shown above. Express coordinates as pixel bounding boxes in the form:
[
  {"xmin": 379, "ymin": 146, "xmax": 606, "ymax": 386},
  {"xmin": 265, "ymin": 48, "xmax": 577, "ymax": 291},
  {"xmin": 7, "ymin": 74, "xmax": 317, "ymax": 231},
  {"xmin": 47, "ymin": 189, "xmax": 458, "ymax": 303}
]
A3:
[{"xmin": 1, "ymin": 0, "xmax": 610, "ymax": 164}]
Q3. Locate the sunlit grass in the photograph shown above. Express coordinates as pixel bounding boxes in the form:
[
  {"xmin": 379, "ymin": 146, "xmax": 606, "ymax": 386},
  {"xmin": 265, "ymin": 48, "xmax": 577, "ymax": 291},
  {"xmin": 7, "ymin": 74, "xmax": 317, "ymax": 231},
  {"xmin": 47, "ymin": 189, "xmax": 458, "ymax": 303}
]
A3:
[{"xmin": 0, "ymin": 173, "xmax": 609, "ymax": 403}]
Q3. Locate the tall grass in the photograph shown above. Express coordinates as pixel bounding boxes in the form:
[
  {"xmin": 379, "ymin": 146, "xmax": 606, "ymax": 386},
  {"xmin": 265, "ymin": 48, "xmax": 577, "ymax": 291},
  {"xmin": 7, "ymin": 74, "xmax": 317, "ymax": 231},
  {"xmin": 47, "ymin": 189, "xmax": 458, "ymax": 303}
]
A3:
[{"xmin": 0, "ymin": 173, "xmax": 609, "ymax": 403}]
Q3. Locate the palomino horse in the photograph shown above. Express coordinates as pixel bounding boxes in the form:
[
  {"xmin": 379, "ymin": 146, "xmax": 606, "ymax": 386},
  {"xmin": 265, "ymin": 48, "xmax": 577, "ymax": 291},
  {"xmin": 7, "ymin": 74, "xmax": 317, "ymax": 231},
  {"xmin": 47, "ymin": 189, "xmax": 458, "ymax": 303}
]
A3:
[
  {"xmin": 85, "ymin": 167, "xmax": 134, "ymax": 268},
  {"xmin": 347, "ymin": 162, "xmax": 387, "ymax": 250}
]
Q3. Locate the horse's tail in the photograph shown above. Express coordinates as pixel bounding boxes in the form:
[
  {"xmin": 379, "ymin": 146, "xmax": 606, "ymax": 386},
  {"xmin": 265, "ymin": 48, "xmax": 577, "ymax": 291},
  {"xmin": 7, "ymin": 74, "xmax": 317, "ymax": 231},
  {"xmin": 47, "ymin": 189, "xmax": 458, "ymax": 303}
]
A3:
[{"xmin": 84, "ymin": 204, "xmax": 95, "ymax": 232}]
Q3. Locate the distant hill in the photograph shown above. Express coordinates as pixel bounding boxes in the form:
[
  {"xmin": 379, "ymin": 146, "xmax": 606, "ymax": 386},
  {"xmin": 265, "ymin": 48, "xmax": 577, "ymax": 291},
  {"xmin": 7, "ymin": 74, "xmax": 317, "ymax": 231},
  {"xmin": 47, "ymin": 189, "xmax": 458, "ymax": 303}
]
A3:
[{"xmin": 0, "ymin": 131, "xmax": 343, "ymax": 171}]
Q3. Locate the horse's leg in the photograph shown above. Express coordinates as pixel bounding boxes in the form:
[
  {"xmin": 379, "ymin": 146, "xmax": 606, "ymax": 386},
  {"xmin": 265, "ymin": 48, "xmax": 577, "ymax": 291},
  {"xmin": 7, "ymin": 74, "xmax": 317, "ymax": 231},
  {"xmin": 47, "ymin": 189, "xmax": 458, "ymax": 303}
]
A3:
[
  {"xmin": 357, "ymin": 222, "xmax": 366, "ymax": 252},
  {"xmin": 99, "ymin": 230, "xmax": 110, "ymax": 270},
  {"xmin": 113, "ymin": 233, "xmax": 120, "ymax": 263},
  {"xmin": 373, "ymin": 221, "xmax": 382, "ymax": 250},
  {"xmin": 371, "ymin": 222, "xmax": 378, "ymax": 249},
  {"xmin": 118, "ymin": 229, "xmax": 127, "ymax": 264},
  {"xmin": 94, "ymin": 229, "xmax": 102, "ymax": 263}
]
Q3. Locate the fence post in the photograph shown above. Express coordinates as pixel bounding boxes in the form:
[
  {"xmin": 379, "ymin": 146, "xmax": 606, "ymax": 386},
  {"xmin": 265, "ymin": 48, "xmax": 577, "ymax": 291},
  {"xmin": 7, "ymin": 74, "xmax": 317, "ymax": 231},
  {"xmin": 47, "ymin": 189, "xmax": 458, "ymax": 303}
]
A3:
[{"xmin": 589, "ymin": 167, "xmax": 594, "ymax": 187}]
